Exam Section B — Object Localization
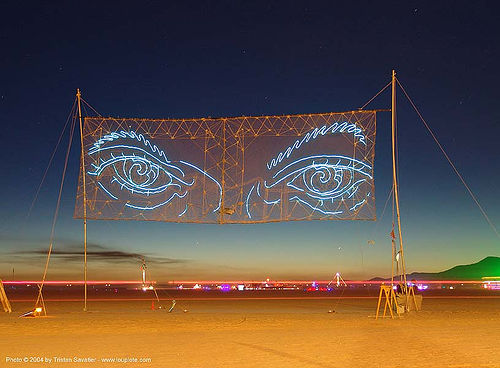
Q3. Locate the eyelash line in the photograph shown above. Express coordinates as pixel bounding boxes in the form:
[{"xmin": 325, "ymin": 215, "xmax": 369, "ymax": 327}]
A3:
[
  {"xmin": 350, "ymin": 198, "xmax": 366, "ymax": 211},
  {"xmin": 88, "ymin": 146, "xmax": 179, "ymax": 174},
  {"xmin": 289, "ymin": 195, "xmax": 343, "ymax": 216},
  {"xmin": 124, "ymin": 191, "xmax": 188, "ymax": 211}
]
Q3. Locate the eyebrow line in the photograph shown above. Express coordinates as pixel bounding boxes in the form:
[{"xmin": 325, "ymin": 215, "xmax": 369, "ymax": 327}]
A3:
[
  {"xmin": 266, "ymin": 122, "xmax": 366, "ymax": 170},
  {"xmin": 89, "ymin": 130, "xmax": 170, "ymax": 164}
]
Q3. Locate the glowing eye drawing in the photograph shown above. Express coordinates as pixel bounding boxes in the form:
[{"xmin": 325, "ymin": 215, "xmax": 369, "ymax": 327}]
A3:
[
  {"xmin": 90, "ymin": 154, "xmax": 193, "ymax": 198},
  {"xmin": 245, "ymin": 122, "xmax": 373, "ymax": 219},
  {"xmin": 273, "ymin": 155, "xmax": 371, "ymax": 199},
  {"xmin": 268, "ymin": 155, "xmax": 372, "ymax": 215},
  {"xmin": 87, "ymin": 130, "xmax": 222, "ymax": 215}
]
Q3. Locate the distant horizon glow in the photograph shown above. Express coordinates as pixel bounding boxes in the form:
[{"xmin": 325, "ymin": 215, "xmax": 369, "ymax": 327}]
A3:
[{"xmin": 2, "ymin": 279, "xmax": 493, "ymax": 285}]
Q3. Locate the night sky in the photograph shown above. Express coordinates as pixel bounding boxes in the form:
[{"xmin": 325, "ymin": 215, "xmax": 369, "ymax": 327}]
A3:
[{"xmin": 1, "ymin": 1, "xmax": 498, "ymax": 281}]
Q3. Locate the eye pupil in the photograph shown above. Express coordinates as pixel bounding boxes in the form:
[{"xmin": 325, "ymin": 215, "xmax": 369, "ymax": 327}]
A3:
[
  {"xmin": 123, "ymin": 159, "xmax": 161, "ymax": 187},
  {"xmin": 302, "ymin": 166, "xmax": 352, "ymax": 195}
]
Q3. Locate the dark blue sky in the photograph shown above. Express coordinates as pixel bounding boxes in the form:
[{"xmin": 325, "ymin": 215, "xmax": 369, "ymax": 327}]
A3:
[{"xmin": 0, "ymin": 1, "xmax": 498, "ymax": 280}]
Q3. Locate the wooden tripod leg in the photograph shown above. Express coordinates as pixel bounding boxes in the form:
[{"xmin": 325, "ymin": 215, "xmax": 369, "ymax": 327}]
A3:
[
  {"xmin": 375, "ymin": 287, "xmax": 384, "ymax": 319},
  {"xmin": 391, "ymin": 289, "xmax": 399, "ymax": 317},
  {"xmin": 0, "ymin": 279, "xmax": 12, "ymax": 313},
  {"xmin": 386, "ymin": 289, "xmax": 394, "ymax": 318},
  {"xmin": 37, "ymin": 284, "xmax": 47, "ymax": 316}
]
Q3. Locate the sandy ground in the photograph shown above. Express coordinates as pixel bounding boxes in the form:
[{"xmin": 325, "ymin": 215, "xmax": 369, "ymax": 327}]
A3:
[{"xmin": 1, "ymin": 297, "xmax": 499, "ymax": 368}]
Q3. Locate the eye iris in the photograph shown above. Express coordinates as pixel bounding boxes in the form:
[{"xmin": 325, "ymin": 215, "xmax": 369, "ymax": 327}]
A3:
[
  {"xmin": 302, "ymin": 166, "xmax": 352, "ymax": 195},
  {"xmin": 122, "ymin": 158, "xmax": 163, "ymax": 188}
]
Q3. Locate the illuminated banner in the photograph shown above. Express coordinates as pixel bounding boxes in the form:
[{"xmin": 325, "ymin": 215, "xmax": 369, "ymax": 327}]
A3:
[{"xmin": 74, "ymin": 111, "xmax": 376, "ymax": 223}]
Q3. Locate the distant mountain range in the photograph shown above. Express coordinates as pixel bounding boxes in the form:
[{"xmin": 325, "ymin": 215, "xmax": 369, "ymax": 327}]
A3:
[{"xmin": 371, "ymin": 256, "xmax": 500, "ymax": 281}]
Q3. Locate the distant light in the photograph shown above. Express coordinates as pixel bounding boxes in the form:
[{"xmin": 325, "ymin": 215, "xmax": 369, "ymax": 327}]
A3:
[
  {"xmin": 35, "ymin": 307, "xmax": 42, "ymax": 313},
  {"xmin": 482, "ymin": 281, "xmax": 500, "ymax": 290}
]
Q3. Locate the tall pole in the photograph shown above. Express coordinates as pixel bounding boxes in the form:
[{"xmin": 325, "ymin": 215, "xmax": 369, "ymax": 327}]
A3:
[
  {"xmin": 219, "ymin": 119, "xmax": 226, "ymax": 224},
  {"xmin": 391, "ymin": 70, "xmax": 408, "ymax": 292},
  {"xmin": 391, "ymin": 236, "xmax": 395, "ymax": 285},
  {"xmin": 76, "ymin": 89, "xmax": 88, "ymax": 311}
]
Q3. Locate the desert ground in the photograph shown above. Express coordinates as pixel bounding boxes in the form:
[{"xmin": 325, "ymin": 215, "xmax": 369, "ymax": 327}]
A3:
[{"xmin": 1, "ymin": 296, "xmax": 499, "ymax": 368}]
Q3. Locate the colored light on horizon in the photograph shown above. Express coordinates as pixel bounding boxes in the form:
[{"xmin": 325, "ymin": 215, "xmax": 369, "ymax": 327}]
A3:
[
  {"xmin": 2, "ymin": 279, "xmax": 493, "ymax": 286},
  {"xmin": 3, "ymin": 280, "xmax": 155, "ymax": 285}
]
